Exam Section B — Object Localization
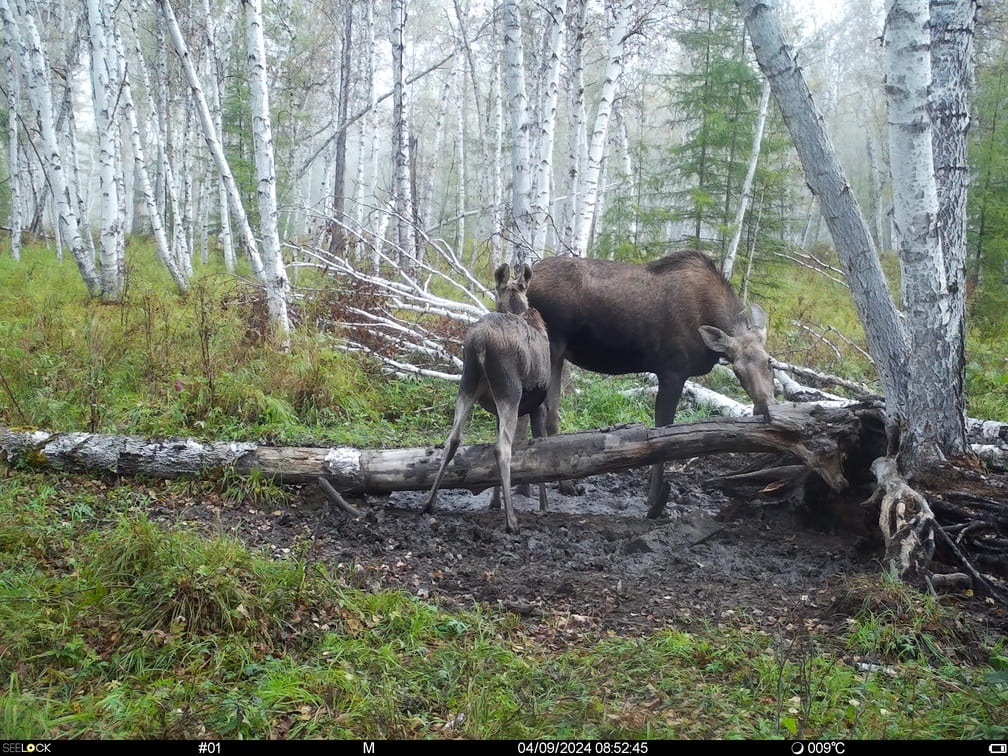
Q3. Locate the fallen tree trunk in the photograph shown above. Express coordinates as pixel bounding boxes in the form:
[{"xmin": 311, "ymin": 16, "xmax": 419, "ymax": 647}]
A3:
[
  {"xmin": 1, "ymin": 402, "xmax": 864, "ymax": 494},
  {"xmin": 4, "ymin": 402, "xmax": 1005, "ymax": 600}
]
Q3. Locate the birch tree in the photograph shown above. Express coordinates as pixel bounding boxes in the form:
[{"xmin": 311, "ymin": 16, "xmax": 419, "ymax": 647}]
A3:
[
  {"xmin": 2, "ymin": 22, "xmax": 20, "ymax": 260},
  {"xmin": 928, "ymin": 0, "xmax": 976, "ymax": 455},
  {"xmin": 735, "ymin": 0, "xmax": 974, "ymax": 473},
  {"xmin": 115, "ymin": 14, "xmax": 188, "ymax": 295},
  {"xmin": 503, "ymin": 0, "xmax": 533, "ymax": 264},
  {"xmin": 570, "ymin": 0, "xmax": 631, "ymax": 257},
  {"xmin": 561, "ymin": 0, "xmax": 588, "ymax": 254},
  {"xmin": 156, "ymin": 0, "xmax": 290, "ymax": 342},
  {"xmin": 389, "ymin": 0, "xmax": 418, "ymax": 270},
  {"xmin": 723, "ymin": 77, "xmax": 771, "ymax": 279},
  {"xmin": 241, "ymin": 0, "xmax": 291, "ymax": 345},
  {"xmin": 202, "ymin": 3, "xmax": 235, "ymax": 272},
  {"xmin": 328, "ymin": 2, "xmax": 353, "ymax": 260},
  {"xmin": 85, "ymin": 0, "xmax": 125, "ymax": 300},
  {"xmin": 2, "ymin": 0, "xmax": 101, "ymax": 297},
  {"xmin": 530, "ymin": 0, "xmax": 567, "ymax": 259}
]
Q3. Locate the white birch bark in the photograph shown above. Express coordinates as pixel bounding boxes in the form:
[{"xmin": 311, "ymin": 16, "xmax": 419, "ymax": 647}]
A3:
[
  {"xmin": 723, "ymin": 77, "xmax": 771, "ymax": 280},
  {"xmin": 562, "ymin": 0, "xmax": 588, "ymax": 254},
  {"xmin": 389, "ymin": 0, "xmax": 418, "ymax": 270},
  {"xmin": 738, "ymin": 0, "xmax": 973, "ymax": 473},
  {"xmin": 143, "ymin": 7, "xmax": 190, "ymax": 277},
  {"xmin": 454, "ymin": 53, "xmax": 466, "ymax": 254},
  {"xmin": 420, "ymin": 68, "xmax": 454, "ymax": 235},
  {"xmin": 242, "ymin": 0, "xmax": 291, "ymax": 345},
  {"xmin": 353, "ymin": 2, "xmax": 377, "ymax": 242},
  {"xmin": 736, "ymin": 0, "xmax": 906, "ymax": 420},
  {"xmin": 2, "ymin": 25, "xmax": 21, "ymax": 260},
  {"xmin": 203, "ymin": 8, "xmax": 235, "ymax": 272},
  {"xmin": 3, "ymin": 0, "xmax": 101, "ymax": 296},
  {"xmin": 884, "ymin": 0, "xmax": 963, "ymax": 465},
  {"xmin": 503, "ymin": 0, "xmax": 533, "ymax": 264},
  {"xmin": 155, "ymin": 0, "xmax": 280, "ymax": 319},
  {"xmin": 491, "ymin": 30, "xmax": 504, "ymax": 266},
  {"xmin": 927, "ymin": 0, "xmax": 976, "ymax": 457},
  {"xmin": 530, "ymin": 0, "xmax": 566, "ymax": 259},
  {"xmin": 58, "ymin": 67, "xmax": 97, "ymax": 266},
  {"xmin": 571, "ymin": 0, "xmax": 630, "ymax": 258},
  {"xmin": 116, "ymin": 9, "xmax": 186, "ymax": 292},
  {"xmin": 86, "ymin": 0, "xmax": 125, "ymax": 300}
]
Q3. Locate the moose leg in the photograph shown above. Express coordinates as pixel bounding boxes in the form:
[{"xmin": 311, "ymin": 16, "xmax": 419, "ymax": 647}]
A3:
[
  {"xmin": 489, "ymin": 412, "xmax": 540, "ymax": 510},
  {"xmin": 494, "ymin": 408, "xmax": 522, "ymax": 534},
  {"xmin": 423, "ymin": 393, "xmax": 474, "ymax": 514},
  {"xmin": 645, "ymin": 375, "xmax": 685, "ymax": 518},
  {"xmin": 544, "ymin": 348, "xmax": 566, "ymax": 437},
  {"xmin": 546, "ymin": 350, "xmax": 581, "ymax": 496},
  {"xmin": 530, "ymin": 405, "xmax": 548, "ymax": 511}
]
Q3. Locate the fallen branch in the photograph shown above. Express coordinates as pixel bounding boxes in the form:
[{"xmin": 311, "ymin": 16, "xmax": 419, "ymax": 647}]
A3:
[{"xmin": 869, "ymin": 456, "xmax": 937, "ymax": 584}]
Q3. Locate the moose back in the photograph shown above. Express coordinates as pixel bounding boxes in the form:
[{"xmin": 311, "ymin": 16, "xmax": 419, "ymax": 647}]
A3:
[{"xmin": 527, "ymin": 249, "xmax": 776, "ymax": 518}]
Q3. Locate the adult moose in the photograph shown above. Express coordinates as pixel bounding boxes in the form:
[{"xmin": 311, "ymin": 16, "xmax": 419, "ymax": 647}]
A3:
[
  {"xmin": 424, "ymin": 262, "xmax": 551, "ymax": 534},
  {"xmin": 527, "ymin": 249, "xmax": 776, "ymax": 518}
]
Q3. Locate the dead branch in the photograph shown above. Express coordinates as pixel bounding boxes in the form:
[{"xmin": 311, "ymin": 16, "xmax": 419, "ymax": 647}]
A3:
[{"xmin": 870, "ymin": 457, "xmax": 937, "ymax": 584}]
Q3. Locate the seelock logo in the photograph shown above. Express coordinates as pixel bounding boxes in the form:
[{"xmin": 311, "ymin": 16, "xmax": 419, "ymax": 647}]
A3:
[{"xmin": 2, "ymin": 745, "xmax": 53, "ymax": 753}]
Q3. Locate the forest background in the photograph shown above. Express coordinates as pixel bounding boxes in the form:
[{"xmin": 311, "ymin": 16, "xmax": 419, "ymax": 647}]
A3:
[
  {"xmin": 1, "ymin": 0, "xmax": 1006, "ymax": 427},
  {"xmin": 1, "ymin": 0, "xmax": 1008, "ymax": 740}
]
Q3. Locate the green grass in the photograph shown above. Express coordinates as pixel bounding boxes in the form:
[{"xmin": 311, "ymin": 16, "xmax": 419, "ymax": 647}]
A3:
[
  {"xmin": 0, "ymin": 239, "xmax": 1006, "ymax": 739},
  {"xmin": 0, "ymin": 472, "xmax": 1004, "ymax": 739}
]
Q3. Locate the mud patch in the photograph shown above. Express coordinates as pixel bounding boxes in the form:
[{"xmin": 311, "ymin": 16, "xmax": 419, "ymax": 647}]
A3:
[{"xmin": 154, "ymin": 452, "xmax": 1006, "ymax": 659}]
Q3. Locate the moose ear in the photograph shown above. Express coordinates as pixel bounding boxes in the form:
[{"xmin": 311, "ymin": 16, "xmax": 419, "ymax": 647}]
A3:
[
  {"xmin": 520, "ymin": 262, "xmax": 534, "ymax": 287},
  {"xmin": 699, "ymin": 325, "xmax": 738, "ymax": 358},
  {"xmin": 747, "ymin": 302, "xmax": 768, "ymax": 339},
  {"xmin": 494, "ymin": 263, "xmax": 511, "ymax": 288}
]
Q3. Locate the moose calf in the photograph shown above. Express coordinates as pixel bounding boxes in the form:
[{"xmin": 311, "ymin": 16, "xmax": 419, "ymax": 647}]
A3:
[{"xmin": 424, "ymin": 262, "xmax": 550, "ymax": 534}]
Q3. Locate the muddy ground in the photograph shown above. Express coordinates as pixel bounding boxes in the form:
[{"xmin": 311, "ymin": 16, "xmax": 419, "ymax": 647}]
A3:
[{"xmin": 155, "ymin": 450, "xmax": 1008, "ymax": 659}]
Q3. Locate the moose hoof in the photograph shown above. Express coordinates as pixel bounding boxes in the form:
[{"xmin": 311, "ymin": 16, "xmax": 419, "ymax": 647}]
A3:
[
  {"xmin": 646, "ymin": 482, "xmax": 671, "ymax": 519},
  {"xmin": 559, "ymin": 479, "xmax": 584, "ymax": 496}
]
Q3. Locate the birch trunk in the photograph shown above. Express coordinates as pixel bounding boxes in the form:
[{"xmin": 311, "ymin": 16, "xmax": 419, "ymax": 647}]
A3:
[
  {"xmin": 2, "ymin": 25, "xmax": 20, "ymax": 260},
  {"xmin": 242, "ymin": 0, "xmax": 292, "ymax": 346},
  {"xmin": 419, "ymin": 66, "xmax": 453, "ymax": 237},
  {"xmin": 86, "ymin": 0, "xmax": 125, "ymax": 300},
  {"xmin": 156, "ymin": 0, "xmax": 289, "ymax": 338},
  {"xmin": 3, "ymin": 0, "xmax": 101, "ymax": 296},
  {"xmin": 723, "ymin": 77, "xmax": 771, "ymax": 279},
  {"xmin": 926, "ymin": 0, "xmax": 976, "ymax": 457},
  {"xmin": 571, "ymin": 0, "xmax": 630, "ymax": 257},
  {"xmin": 389, "ymin": 0, "xmax": 418, "ymax": 271},
  {"xmin": 883, "ymin": 0, "xmax": 963, "ymax": 466},
  {"xmin": 353, "ymin": 2, "xmax": 377, "ymax": 246},
  {"xmin": 530, "ymin": 0, "xmax": 566, "ymax": 259},
  {"xmin": 328, "ymin": 3, "xmax": 352, "ymax": 260},
  {"xmin": 561, "ymin": 0, "xmax": 588, "ymax": 254},
  {"xmin": 491, "ymin": 31, "xmax": 504, "ymax": 266},
  {"xmin": 202, "ymin": 4, "xmax": 235, "ymax": 271},
  {"xmin": 117, "ymin": 7, "xmax": 186, "ymax": 291},
  {"xmin": 0, "ymin": 404, "xmax": 862, "ymax": 495},
  {"xmin": 737, "ymin": 0, "xmax": 973, "ymax": 475},
  {"xmin": 454, "ymin": 54, "xmax": 466, "ymax": 254},
  {"xmin": 736, "ymin": 0, "xmax": 907, "ymax": 428},
  {"xmin": 503, "ymin": 0, "xmax": 533, "ymax": 264}
]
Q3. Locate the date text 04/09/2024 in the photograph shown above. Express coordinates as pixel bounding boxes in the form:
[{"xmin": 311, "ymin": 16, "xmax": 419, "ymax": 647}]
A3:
[{"xmin": 517, "ymin": 743, "xmax": 649, "ymax": 755}]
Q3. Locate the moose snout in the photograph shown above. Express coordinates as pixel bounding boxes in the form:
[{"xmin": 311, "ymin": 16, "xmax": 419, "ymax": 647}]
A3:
[{"xmin": 753, "ymin": 398, "xmax": 774, "ymax": 422}]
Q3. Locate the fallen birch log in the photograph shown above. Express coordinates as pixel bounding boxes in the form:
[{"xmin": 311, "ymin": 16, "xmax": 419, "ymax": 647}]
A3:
[{"xmin": 0, "ymin": 402, "xmax": 864, "ymax": 495}]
